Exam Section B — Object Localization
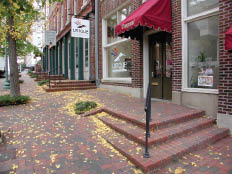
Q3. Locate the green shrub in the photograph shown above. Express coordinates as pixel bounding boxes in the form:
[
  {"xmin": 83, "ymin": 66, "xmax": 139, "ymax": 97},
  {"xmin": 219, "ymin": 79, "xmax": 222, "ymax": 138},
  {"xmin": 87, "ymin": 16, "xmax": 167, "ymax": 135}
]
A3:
[
  {"xmin": 30, "ymin": 74, "xmax": 38, "ymax": 78},
  {"xmin": 19, "ymin": 80, "xmax": 24, "ymax": 84},
  {"xmin": 0, "ymin": 95, "xmax": 30, "ymax": 107},
  {"xmin": 27, "ymin": 70, "xmax": 32, "ymax": 75},
  {"xmin": 74, "ymin": 101, "xmax": 97, "ymax": 114},
  {"xmin": 38, "ymin": 79, "xmax": 49, "ymax": 86}
]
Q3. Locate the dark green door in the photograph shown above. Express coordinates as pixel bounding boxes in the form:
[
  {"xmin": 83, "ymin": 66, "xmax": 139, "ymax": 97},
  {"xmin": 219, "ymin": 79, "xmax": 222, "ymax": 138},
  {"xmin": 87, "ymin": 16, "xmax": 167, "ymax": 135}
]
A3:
[{"xmin": 149, "ymin": 32, "xmax": 172, "ymax": 100}]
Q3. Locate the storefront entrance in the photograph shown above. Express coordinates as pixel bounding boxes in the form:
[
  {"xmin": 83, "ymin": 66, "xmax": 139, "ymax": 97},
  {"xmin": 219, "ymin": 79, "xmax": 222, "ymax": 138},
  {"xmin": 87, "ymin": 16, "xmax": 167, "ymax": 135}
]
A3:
[{"xmin": 149, "ymin": 32, "xmax": 172, "ymax": 100}]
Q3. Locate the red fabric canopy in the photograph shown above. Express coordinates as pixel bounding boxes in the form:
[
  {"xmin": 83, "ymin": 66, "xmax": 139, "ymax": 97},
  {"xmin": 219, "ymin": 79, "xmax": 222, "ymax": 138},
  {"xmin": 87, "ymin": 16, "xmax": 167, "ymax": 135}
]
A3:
[
  {"xmin": 115, "ymin": 0, "xmax": 171, "ymax": 39},
  {"xmin": 225, "ymin": 26, "xmax": 232, "ymax": 51}
]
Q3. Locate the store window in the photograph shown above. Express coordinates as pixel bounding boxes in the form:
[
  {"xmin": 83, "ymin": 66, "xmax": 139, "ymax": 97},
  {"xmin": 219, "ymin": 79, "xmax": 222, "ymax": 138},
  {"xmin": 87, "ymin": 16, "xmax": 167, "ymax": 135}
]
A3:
[
  {"xmin": 107, "ymin": 5, "xmax": 131, "ymax": 44},
  {"xmin": 103, "ymin": 4, "xmax": 131, "ymax": 80},
  {"xmin": 74, "ymin": 0, "xmax": 78, "ymax": 15},
  {"xmin": 187, "ymin": 0, "xmax": 218, "ymax": 16},
  {"xmin": 183, "ymin": 0, "xmax": 219, "ymax": 90},
  {"xmin": 107, "ymin": 40, "xmax": 131, "ymax": 78},
  {"xmin": 84, "ymin": 39, "xmax": 89, "ymax": 67},
  {"xmin": 66, "ymin": 0, "xmax": 71, "ymax": 24},
  {"xmin": 57, "ymin": 12, "xmax": 59, "ymax": 33},
  {"xmin": 75, "ymin": 38, "xmax": 78, "ymax": 68},
  {"xmin": 61, "ymin": 4, "xmax": 64, "ymax": 30}
]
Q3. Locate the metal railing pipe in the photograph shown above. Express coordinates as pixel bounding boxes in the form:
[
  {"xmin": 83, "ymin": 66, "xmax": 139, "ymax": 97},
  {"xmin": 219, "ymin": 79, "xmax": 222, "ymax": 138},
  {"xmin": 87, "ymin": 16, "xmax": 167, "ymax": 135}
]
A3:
[{"xmin": 144, "ymin": 82, "xmax": 151, "ymax": 158}]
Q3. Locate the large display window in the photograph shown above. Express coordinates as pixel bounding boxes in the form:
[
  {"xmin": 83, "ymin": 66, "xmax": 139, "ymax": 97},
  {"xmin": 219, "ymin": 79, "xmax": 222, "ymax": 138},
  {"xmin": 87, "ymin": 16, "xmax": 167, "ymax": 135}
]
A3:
[
  {"xmin": 103, "ymin": 3, "xmax": 132, "ymax": 81},
  {"xmin": 182, "ymin": 0, "xmax": 219, "ymax": 91},
  {"xmin": 188, "ymin": 16, "xmax": 219, "ymax": 89},
  {"xmin": 107, "ymin": 40, "xmax": 131, "ymax": 78}
]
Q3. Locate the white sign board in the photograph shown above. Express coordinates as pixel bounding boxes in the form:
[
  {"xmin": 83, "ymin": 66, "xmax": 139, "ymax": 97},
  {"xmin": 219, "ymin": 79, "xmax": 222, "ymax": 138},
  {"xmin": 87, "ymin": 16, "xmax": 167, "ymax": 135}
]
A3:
[
  {"xmin": 198, "ymin": 76, "xmax": 213, "ymax": 87},
  {"xmin": 71, "ymin": 17, "xmax": 90, "ymax": 38},
  {"xmin": 45, "ymin": 30, "xmax": 56, "ymax": 46}
]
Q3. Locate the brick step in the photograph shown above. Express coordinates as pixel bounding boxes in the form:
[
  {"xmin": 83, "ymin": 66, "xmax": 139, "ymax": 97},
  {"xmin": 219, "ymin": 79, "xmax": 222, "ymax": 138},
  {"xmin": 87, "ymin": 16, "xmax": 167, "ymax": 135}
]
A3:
[
  {"xmin": 36, "ymin": 72, "xmax": 48, "ymax": 74},
  {"xmin": 35, "ymin": 77, "xmax": 66, "ymax": 81},
  {"xmin": 105, "ymin": 127, "xmax": 230, "ymax": 173},
  {"xmin": 43, "ymin": 86, "xmax": 97, "ymax": 92},
  {"xmin": 50, "ymin": 83, "xmax": 95, "ymax": 88},
  {"xmin": 99, "ymin": 116, "xmax": 216, "ymax": 147},
  {"xmin": 50, "ymin": 80, "xmax": 95, "ymax": 85},
  {"xmin": 101, "ymin": 108, "xmax": 204, "ymax": 130},
  {"xmin": 38, "ymin": 75, "xmax": 64, "ymax": 78}
]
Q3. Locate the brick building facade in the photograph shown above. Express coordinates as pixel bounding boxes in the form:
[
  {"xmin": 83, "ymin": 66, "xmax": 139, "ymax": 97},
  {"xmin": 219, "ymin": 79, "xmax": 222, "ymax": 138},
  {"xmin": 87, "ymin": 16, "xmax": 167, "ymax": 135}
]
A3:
[
  {"xmin": 43, "ymin": 0, "xmax": 232, "ymax": 132},
  {"xmin": 42, "ymin": 0, "xmax": 95, "ymax": 81},
  {"xmin": 99, "ymin": 0, "xmax": 232, "ymax": 132}
]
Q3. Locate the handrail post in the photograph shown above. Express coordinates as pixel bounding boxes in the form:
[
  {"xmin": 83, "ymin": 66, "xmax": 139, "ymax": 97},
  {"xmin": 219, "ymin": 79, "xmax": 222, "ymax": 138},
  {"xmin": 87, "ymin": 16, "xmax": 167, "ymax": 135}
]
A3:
[
  {"xmin": 48, "ymin": 71, "xmax": 51, "ymax": 88},
  {"xmin": 144, "ymin": 83, "xmax": 151, "ymax": 158}
]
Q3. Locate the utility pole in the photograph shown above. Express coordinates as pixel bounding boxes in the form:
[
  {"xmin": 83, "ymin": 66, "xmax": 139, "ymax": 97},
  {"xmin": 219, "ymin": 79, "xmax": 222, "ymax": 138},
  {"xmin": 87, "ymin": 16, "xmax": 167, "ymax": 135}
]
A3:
[{"xmin": 3, "ymin": 39, "xmax": 10, "ymax": 89}]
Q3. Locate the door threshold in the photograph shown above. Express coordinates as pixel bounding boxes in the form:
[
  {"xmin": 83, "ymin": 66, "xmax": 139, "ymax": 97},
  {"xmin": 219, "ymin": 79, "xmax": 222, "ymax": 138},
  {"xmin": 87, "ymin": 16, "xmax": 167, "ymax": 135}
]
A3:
[{"xmin": 151, "ymin": 98, "xmax": 171, "ymax": 103}]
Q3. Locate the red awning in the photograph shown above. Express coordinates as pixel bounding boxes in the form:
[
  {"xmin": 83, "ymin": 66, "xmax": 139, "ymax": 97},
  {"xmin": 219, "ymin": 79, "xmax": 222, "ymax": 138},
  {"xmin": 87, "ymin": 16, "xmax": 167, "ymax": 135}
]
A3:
[
  {"xmin": 225, "ymin": 26, "xmax": 232, "ymax": 51},
  {"xmin": 115, "ymin": 0, "xmax": 171, "ymax": 40}
]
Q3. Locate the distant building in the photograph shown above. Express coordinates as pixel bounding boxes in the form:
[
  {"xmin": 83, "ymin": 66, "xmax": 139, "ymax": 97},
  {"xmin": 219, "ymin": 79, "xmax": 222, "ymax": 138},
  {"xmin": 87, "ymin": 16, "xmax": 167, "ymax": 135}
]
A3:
[{"xmin": 42, "ymin": 0, "xmax": 95, "ymax": 80}]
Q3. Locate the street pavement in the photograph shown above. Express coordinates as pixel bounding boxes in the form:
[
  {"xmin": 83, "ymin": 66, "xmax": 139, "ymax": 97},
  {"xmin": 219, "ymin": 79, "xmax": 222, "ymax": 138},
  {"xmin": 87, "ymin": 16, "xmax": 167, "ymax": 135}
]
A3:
[{"xmin": 0, "ymin": 73, "xmax": 231, "ymax": 174}]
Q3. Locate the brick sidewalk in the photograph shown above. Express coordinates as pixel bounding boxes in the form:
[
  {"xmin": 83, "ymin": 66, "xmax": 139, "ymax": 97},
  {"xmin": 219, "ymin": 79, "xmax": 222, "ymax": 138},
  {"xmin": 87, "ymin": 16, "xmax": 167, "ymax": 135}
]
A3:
[
  {"xmin": 0, "ymin": 74, "xmax": 143, "ymax": 174},
  {"xmin": 0, "ymin": 73, "xmax": 231, "ymax": 174}
]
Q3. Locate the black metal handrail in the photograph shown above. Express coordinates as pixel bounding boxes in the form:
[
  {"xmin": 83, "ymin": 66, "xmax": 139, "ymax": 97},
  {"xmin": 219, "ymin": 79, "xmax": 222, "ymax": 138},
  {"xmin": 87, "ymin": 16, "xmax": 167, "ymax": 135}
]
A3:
[{"xmin": 144, "ymin": 83, "xmax": 151, "ymax": 158}]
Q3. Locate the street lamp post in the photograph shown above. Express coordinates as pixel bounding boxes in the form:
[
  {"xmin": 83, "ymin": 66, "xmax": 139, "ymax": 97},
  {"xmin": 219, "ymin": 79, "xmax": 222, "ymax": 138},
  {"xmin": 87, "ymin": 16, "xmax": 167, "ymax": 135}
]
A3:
[{"xmin": 3, "ymin": 39, "xmax": 10, "ymax": 89}]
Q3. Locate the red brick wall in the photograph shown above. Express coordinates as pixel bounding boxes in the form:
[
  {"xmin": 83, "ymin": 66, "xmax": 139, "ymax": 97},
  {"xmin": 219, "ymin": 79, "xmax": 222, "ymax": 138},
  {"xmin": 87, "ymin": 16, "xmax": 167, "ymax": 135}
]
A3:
[
  {"xmin": 171, "ymin": 0, "xmax": 182, "ymax": 92},
  {"xmin": 100, "ymin": 0, "xmax": 143, "ymax": 88},
  {"xmin": 90, "ymin": 13, "xmax": 96, "ymax": 81},
  {"xmin": 218, "ymin": 0, "xmax": 232, "ymax": 115},
  {"xmin": 131, "ymin": 0, "xmax": 143, "ymax": 88}
]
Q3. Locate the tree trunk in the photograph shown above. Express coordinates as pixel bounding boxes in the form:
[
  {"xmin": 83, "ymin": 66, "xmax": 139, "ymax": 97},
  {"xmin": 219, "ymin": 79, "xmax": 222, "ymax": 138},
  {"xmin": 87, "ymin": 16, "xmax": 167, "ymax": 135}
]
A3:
[{"xmin": 8, "ymin": 16, "xmax": 20, "ymax": 97}]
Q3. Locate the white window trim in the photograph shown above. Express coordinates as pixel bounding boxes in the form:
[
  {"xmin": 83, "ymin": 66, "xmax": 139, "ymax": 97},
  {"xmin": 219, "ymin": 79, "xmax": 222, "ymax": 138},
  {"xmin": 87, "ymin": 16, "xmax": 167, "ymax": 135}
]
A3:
[
  {"xmin": 102, "ymin": 29, "xmax": 131, "ymax": 81},
  {"xmin": 81, "ymin": 0, "xmax": 88, "ymax": 10},
  {"xmin": 102, "ymin": 78, "xmax": 132, "ymax": 84},
  {"xmin": 61, "ymin": 3, "xmax": 64, "ymax": 30},
  {"xmin": 102, "ymin": 3, "xmax": 132, "ymax": 82},
  {"xmin": 66, "ymin": 0, "xmax": 71, "ymax": 25},
  {"xmin": 181, "ymin": 0, "xmax": 219, "ymax": 94},
  {"xmin": 56, "ymin": 13, "xmax": 59, "ymax": 35},
  {"xmin": 74, "ymin": 0, "xmax": 78, "ymax": 15},
  {"xmin": 142, "ymin": 0, "xmax": 147, "ymax": 3}
]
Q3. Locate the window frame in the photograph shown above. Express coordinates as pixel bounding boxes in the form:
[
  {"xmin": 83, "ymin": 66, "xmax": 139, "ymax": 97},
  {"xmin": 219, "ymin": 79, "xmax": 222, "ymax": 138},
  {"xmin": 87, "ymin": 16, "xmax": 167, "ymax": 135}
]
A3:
[
  {"xmin": 181, "ymin": 0, "xmax": 219, "ymax": 94},
  {"xmin": 84, "ymin": 38, "xmax": 89, "ymax": 68},
  {"xmin": 74, "ymin": 0, "xmax": 78, "ymax": 15},
  {"xmin": 61, "ymin": 3, "xmax": 64, "ymax": 30},
  {"xmin": 102, "ymin": 1, "xmax": 132, "ymax": 83},
  {"xmin": 81, "ymin": 0, "xmax": 88, "ymax": 9},
  {"xmin": 57, "ymin": 11, "xmax": 59, "ymax": 34},
  {"xmin": 66, "ymin": 0, "xmax": 71, "ymax": 25}
]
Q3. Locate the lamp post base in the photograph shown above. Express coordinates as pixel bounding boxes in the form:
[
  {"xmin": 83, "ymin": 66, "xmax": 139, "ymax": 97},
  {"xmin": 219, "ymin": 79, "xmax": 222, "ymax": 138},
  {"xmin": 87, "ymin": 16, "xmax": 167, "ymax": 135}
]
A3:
[{"xmin": 3, "ymin": 81, "xmax": 10, "ymax": 89}]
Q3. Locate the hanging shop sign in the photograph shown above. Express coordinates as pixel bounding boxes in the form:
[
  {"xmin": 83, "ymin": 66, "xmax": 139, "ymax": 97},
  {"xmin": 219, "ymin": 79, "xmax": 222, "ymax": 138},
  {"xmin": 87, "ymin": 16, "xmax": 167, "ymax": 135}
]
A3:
[
  {"xmin": 45, "ymin": 30, "xmax": 56, "ymax": 46},
  {"xmin": 71, "ymin": 17, "xmax": 90, "ymax": 38}
]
